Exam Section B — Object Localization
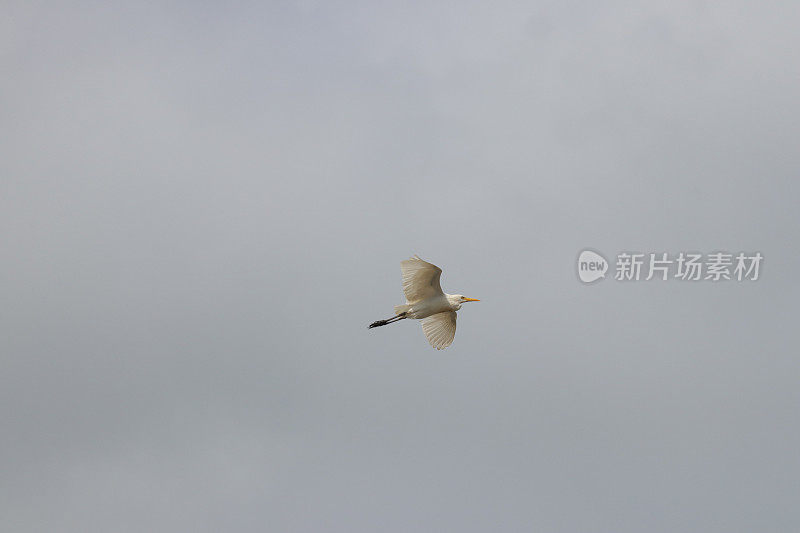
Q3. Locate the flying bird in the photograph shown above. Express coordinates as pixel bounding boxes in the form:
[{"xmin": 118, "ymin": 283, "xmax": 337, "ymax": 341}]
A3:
[{"xmin": 368, "ymin": 255, "xmax": 480, "ymax": 349}]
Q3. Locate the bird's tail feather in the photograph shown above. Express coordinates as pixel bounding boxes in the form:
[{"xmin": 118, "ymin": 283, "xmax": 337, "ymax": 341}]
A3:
[{"xmin": 393, "ymin": 304, "xmax": 411, "ymax": 315}]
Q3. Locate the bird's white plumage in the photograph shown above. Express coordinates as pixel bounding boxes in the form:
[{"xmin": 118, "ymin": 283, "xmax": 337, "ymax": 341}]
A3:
[
  {"xmin": 421, "ymin": 311, "xmax": 457, "ymax": 350},
  {"xmin": 400, "ymin": 255, "xmax": 443, "ymax": 303},
  {"xmin": 370, "ymin": 255, "xmax": 478, "ymax": 350}
]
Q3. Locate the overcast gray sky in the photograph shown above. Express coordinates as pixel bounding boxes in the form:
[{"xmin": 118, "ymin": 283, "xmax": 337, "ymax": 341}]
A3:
[{"xmin": 2, "ymin": 1, "xmax": 799, "ymax": 532}]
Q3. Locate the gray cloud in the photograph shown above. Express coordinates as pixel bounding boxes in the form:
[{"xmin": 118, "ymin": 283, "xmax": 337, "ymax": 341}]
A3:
[{"xmin": 2, "ymin": 1, "xmax": 799, "ymax": 531}]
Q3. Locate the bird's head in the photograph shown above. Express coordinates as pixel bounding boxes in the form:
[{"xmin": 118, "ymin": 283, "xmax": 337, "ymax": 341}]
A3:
[{"xmin": 448, "ymin": 294, "xmax": 480, "ymax": 309}]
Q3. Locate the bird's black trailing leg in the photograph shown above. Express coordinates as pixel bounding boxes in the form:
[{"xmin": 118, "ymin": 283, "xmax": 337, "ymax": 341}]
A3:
[{"xmin": 368, "ymin": 312, "xmax": 407, "ymax": 329}]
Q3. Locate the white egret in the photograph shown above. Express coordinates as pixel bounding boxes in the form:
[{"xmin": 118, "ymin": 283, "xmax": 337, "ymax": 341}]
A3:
[{"xmin": 368, "ymin": 255, "xmax": 480, "ymax": 350}]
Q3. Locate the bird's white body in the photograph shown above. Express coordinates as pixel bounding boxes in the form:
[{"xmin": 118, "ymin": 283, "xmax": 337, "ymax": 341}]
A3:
[
  {"xmin": 395, "ymin": 293, "xmax": 463, "ymax": 319},
  {"xmin": 370, "ymin": 255, "xmax": 479, "ymax": 350}
]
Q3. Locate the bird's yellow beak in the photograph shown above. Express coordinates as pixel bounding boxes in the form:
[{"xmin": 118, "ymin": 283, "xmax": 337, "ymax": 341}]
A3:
[{"xmin": 463, "ymin": 297, "xmax": 480, "ymax": 302}]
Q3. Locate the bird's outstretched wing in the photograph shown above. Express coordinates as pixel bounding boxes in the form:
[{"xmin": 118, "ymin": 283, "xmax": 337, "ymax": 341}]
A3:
[
  {"xmin": 421, "ymin": 311, "xmax": 457, "ymax": 350},
  {"xmin": 400, "ymin": 255, "xmax": 443, "ymax": 303}
]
